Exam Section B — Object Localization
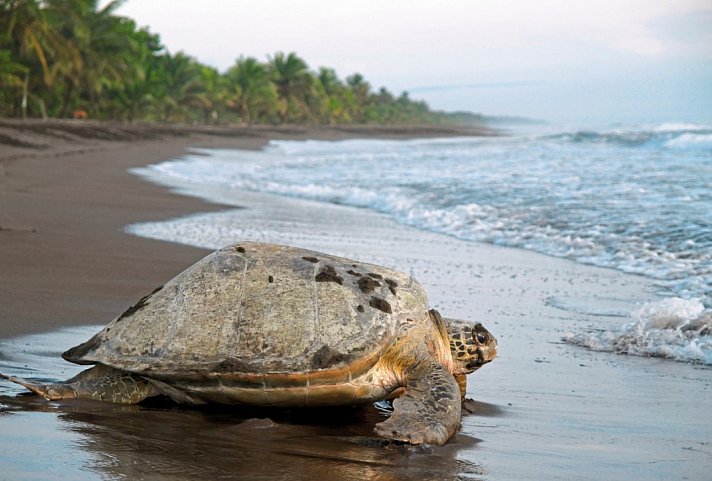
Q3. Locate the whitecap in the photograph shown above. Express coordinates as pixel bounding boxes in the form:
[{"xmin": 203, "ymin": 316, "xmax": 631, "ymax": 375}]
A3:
[
  {"xmin": 652, "ymin": 122, "xmax": 712, "ymax": 133},
  {"xmin": 564, "ymin": 298, "xmax": 712, "ymax": 365},
  {"xmin": 664, "ymin": 133, "xmax": 712, "ymax": 149}
]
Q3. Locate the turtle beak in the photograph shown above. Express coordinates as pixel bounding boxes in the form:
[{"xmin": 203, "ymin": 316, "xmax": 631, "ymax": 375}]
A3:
[
  {"xmin": 467, "ymin": 340, "xmax": 497, "ymax": 370},
  {"xmin": 466, "ymin": 351, "xmax": 488, "ymax": 370}
]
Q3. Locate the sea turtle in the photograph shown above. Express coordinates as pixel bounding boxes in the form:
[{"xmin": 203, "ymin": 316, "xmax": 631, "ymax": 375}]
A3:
[{"xmin": 1, "ymin": 242, "xmax": 497, "ymax": 445}]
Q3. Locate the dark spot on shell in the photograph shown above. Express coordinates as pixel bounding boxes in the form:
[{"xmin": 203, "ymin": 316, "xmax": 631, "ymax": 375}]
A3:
[
  {"xmin": 347, "ymin": 269, "xmax": 362, "ymax": 277},
  {"xmin": 358, "ymin": 276, "xmax": 380, "ymax": 293},
  {"xmin": 235, "ymin": 246, "xmax": 246, "ymax": 253},
  {"xmin": 385, "ymin": 278, "xmax": 398, "ymax": 295},
  {"xmin": 116, "ymin": 285, "xmax": 162, "ymax": 322},
  {"xmin": 315, "ymin": 265, "xmax": 343, "ymax": 285},
  {"xmin": 367, "ymin": 272, "xmax": 383, "ymax": 279},
  {"xmin": 357, "ymin": 305, "xmax": 365, "ymax": 312},
  {"xmin": 268, "ymin": 275, "xmax": 274, "ymax": 283},
  {"xmin": 369, "ymin": 297, "xmax": 392, "ymax": 314},
  {"xmin": 302, "ymin": 256, "xmax": 319, "ymax": 263},
  {"xmin": 311, "ymin": 345, "xmax": 350, "ymax": 369}
]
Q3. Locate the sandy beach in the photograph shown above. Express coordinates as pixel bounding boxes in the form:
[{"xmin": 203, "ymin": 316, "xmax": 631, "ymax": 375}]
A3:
[{"xmin": 0, "ymin": 120, "xmax": 710, "ymax": 481}]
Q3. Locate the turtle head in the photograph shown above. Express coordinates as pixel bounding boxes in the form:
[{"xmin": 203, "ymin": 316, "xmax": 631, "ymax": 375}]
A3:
[{"xmin": 443, "ymin": 316, "xmax": 498, "ymax": 375}]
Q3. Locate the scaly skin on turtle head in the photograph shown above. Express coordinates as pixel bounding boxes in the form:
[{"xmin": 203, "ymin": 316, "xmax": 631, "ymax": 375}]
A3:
[{"xmin": 442, "ymin": 315, "xmax": 498, "ymax": 376}]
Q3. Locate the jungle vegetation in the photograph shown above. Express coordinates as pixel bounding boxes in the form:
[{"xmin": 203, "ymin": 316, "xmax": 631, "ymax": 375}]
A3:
[{"xmin": 0, "ymin": 0, "xmax": 462, "ymax": 125}]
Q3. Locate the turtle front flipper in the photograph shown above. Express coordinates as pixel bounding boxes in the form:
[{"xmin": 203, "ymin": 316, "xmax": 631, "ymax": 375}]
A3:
[
  {"xmin": 1, "ymin": 364, "xmax": 160, "ymax": 404},
  {"xmin": 374, "ymin": 360, "xmax": 462, "ymax": 445}
]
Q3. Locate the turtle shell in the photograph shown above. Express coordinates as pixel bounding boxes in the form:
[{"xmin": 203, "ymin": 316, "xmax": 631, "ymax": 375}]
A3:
[{"xmin": 64, "ymin": 242, "xmax": 429, "ymax": 381}]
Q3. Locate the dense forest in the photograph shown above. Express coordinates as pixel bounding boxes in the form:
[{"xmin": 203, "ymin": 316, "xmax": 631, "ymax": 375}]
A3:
[{"xmin": 0, "ymin": 0, "xmax": 468, "ymax": 125}]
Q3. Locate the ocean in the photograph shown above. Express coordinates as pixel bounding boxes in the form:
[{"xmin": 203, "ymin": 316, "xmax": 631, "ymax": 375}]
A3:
[{"xmin": 128, "ymin": 122, "xmax": 712, "ymax": 365}]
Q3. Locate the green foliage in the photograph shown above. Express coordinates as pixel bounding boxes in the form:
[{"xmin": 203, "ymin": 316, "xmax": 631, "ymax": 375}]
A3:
[
  {"xmin": 225, "ymin": 56, "xmax": 277, "ymax": 124},
  {"xmin": 0, "ymin": 1, "xmax": 458, "ymax": 125}
]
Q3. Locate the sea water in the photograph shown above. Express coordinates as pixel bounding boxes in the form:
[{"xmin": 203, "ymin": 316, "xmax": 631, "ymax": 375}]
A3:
[{"xmin": 128, "ymin": 122, "xmax": 712, "ymax": 364}]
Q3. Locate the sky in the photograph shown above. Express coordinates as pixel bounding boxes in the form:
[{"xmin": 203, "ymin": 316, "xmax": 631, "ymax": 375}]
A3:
[{"xmin": 112, "ymin": 0, "xmax": 712, "ymax": 124}]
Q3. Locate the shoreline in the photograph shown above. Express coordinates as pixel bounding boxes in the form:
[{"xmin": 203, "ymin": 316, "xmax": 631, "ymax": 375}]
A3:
[
  {"xmin": 0, "ymin": 118, "xmax": 496, "ymax": 161},
  {"xmin": 0, "ymin": 120, "xmax": 493, "ymax": 339}
]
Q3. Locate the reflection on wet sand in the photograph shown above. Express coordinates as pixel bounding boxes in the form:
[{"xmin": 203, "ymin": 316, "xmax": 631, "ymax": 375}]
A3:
[{"xmin": 0, "ymin": 394, "xmax": 486, "ymax": 481}]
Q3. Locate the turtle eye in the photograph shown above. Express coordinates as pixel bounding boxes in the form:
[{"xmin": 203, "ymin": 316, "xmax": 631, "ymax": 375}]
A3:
[{"xmin": 475, "ymin": 332, "xmax": 487, "ymax": 344}]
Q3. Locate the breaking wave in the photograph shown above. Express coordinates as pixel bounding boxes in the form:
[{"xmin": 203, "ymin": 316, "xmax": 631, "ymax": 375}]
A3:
[
  {"xmin": 564, "ymin": 298, "xmax": 712, "ymax": 365},
  {"xmin": 544, "ymin": 123, "xmax": 712, "ymax": 150}
]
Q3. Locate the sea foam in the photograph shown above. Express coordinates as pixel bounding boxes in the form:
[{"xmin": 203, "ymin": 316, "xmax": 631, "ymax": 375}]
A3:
[
  {"xmin": 564, "ymin": 298, "xmax": 712, "ymax": 364},
  {"xmin": 664, "ymin": 133, "xmax": 712, "ymax": 149}
]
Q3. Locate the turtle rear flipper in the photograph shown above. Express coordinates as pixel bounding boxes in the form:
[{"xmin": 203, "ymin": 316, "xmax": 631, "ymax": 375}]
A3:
[
  {"xmin": 374, "ymin": 360, "xmax": 462, "ymax": 445},
  {"xmin": 1, "ymin": 372, "xmax": 75, "ymax": 400},
  {"xmin": 1, "ymin": 364, "xmax": 160, "ymax": 404}
]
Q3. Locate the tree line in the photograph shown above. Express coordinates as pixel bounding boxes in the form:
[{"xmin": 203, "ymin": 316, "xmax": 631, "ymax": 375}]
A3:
[{"xmin": 0, "ymin": 0, "xmax": 461, "ymax": 125}]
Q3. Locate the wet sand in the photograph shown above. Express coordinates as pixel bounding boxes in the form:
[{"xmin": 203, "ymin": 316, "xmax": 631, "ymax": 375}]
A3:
[{"xmin": 1, "ymin": 122, "xmax": 711, "ymax": 480}]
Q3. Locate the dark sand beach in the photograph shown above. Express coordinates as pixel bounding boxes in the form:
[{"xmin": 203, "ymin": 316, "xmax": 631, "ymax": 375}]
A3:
[{"xmin": 1, "ymin": 120, "xmax": 710, "ymax": 481}]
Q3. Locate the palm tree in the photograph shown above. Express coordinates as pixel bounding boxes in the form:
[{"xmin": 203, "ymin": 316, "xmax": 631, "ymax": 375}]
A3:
[
  {"xmin": 78, "ymin": 0, "xmax": 137, "ymax": 116},
  {"xmin": 316, "ymin": 67, "xmax": 342, "ymax": 96},
  {"xmin": 268, "ymin": 51, "xmax": 313, "ymax": 123},
  {"xmin": 0, "ymin": 48, "xmax": 27, "ymax": 115},
  {"xmin": 156, "ymin": 52, "xmax": 206, "ymax": 121},
  {"xmin": 345, "ymin": 73, "xmax": 371, "ymax": 122},
  {"xmin": 314, "ymin": 67, "xmax": 350, "ymax": 124},
  {"xmin": 225, "ymin": 56, "xmax": 277, "ymax": 124},
  {"xmin": 42, "ymin": 0, "xmax": 147, "ymax": 118},
  {"xmin": 196, "ymin": 65, "xmax": 225, "ymax": 123},
  {"xmin": 108, "ymin": 25, "xmax": 164, "ymax": 121},
  {"xmin": 0, "ymin": 48, "xmax": 26, "ymax": 86},
  {"xmin": 0, "ymin": 0, "xmax": 78, "ymax": 117}
]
